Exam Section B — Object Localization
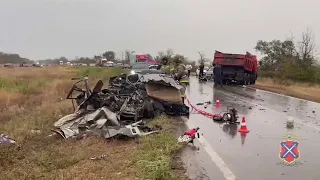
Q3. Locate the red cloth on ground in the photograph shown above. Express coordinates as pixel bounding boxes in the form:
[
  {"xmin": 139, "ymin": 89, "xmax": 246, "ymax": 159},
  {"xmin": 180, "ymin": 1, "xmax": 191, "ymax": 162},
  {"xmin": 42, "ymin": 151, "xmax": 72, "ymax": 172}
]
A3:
[{"xmin": 184, "ymin": 129, "xmax": 197, "ymax": 136}]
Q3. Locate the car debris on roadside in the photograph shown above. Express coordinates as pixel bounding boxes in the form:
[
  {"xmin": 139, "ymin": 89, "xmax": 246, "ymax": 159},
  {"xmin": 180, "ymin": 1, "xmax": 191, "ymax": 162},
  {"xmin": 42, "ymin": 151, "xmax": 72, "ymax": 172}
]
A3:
[
  {"xmin": 90, "ymin": 154, "xmax": 107, "ymax": 160},
  {"xmin": 178, "ymin": 127, "xmax": 200, "ymax": 145},
  {"xmin": 196, "ymin": 101, "xmax": 211, "ymax": 109},
  {"xmin": 53, "ymin": 73, "xmax": 190, "ymax": 140},
  {"xmin": 0, "ymin": 134, "xmax": 16, "ymax": 144}
]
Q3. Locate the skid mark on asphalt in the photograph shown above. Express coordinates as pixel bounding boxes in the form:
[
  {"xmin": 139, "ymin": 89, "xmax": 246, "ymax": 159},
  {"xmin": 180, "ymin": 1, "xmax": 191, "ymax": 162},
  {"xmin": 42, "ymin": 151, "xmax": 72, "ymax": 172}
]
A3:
[
  {"xmin": 184, "ymin": 119, "xmax": 237, "ymax": 180},
  {"xmin": 215, "ymin": 88, "xmax": 320, "ymax": 132}
]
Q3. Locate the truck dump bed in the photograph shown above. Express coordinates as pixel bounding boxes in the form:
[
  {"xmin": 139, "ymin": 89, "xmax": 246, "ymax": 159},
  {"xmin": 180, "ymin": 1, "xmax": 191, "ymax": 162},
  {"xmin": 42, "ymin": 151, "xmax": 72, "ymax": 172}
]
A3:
[
  {"xmin": 212, "ymin": 50, "xmax": 258, "ymax": 85},
  {"xmin": 213, "ymin": 51, "xmax": 257, "ymax": 72}
]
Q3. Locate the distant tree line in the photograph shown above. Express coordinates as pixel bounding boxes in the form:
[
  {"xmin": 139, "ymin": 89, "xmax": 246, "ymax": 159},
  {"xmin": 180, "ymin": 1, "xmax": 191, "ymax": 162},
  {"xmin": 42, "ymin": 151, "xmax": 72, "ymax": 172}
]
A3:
[
  {"xmin": 0, "ymin": 52, "xmax": 34, "ymax": 64},
  {"xmin": 255, "ymin": 28, "xmax": 320, "ymax": 83}
]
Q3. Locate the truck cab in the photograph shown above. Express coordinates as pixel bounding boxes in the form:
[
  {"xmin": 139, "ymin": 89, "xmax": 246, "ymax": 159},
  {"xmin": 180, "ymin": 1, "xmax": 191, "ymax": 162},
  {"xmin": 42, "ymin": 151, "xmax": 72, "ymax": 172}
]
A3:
[{"xmin": 213, "ymin": 51, "xmax": 258, "ymax": 85}]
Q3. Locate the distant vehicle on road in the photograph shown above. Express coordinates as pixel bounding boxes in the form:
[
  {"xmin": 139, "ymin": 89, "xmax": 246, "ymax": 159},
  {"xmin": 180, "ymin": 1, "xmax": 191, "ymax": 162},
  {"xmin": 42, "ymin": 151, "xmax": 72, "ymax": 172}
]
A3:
[
  {"xmin": 104, "ymin": 61, "xmax": 114, "ymax": 67},
  {"xmin": 205, "ymin": 67, "xmax": 214, "ymax": 80},
  {"xmin": 148, "ymin": 64, "xmax": 160, "ymax": 70},
  {"xmin": 213, "ymin": 50, "xmax": 258, "ymax": 85},
  {"xmin": 32, "ymin": 63, "xmax": 42, "ymax": 67},
  {"xmin": 4, "ymin": 63, "xmax": 14, "ymax": 68},
  {"xmin": 115, "ymin": 63, "xmax": 123, "ymax": 67},
  {"xmin": 123, "ymin": 64, "xmax": 130, "ymax": 69},
  {"xmin": 195, "ymin": 66, "xmax": 209, "ymax": 76},
  {"xmin": 129, "ymin": 54, "xmax": 158, "ymax": 74}
]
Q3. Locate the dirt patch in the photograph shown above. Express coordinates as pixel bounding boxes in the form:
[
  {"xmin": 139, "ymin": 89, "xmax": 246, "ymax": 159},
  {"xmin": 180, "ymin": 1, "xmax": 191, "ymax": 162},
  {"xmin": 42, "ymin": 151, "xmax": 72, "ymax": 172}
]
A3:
[{"xmin": 252, "ymin": 78, "xmax": 320, "ymax": 103}]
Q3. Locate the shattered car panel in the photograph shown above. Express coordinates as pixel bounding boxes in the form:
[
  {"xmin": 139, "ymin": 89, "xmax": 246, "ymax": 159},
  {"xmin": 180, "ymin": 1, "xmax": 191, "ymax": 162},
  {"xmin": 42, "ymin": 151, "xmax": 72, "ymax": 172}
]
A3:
[{"xmin": 138, "ymin": 74, "xmax": 183, "ymax": 89}]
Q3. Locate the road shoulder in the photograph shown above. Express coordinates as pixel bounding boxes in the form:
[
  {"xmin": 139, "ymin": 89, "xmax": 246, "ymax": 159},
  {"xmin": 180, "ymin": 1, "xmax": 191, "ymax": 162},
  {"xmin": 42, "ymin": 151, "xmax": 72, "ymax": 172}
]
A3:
[{"xmin": 251, "ymin": 81, "xmax": 320, "ymax": 103}]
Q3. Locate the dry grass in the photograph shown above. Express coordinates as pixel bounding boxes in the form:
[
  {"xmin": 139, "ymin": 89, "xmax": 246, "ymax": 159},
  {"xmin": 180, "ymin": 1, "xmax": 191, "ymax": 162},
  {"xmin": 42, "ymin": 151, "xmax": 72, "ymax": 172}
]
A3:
[
  {"xmin": 253, "ymin": 77, "xmax": 320, "ymax": 103},
  {"xmin": 0, "ymin": 66, "xmax": 187, "ymax": 180}
]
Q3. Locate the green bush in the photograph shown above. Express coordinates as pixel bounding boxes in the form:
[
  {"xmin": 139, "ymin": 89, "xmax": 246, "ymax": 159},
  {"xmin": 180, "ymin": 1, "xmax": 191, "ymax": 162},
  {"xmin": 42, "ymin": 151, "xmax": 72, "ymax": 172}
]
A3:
[{"xmin": 259, "ymin": 62, "xmax": 320, "ymax": 84}]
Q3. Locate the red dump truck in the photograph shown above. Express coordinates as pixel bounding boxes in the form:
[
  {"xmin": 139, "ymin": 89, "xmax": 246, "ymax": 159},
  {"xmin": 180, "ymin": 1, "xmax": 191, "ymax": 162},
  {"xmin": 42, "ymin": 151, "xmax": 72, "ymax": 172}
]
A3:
[{"xmin": 213, "ymin": 50, "xmax": 258, "ymax": 85}]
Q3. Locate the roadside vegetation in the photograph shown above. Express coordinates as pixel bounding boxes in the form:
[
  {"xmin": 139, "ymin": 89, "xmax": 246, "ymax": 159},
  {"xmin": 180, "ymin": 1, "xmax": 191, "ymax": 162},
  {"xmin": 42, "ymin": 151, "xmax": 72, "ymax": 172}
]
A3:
[
  {"xmin": 0, "ymin": 67, "xmax": 187, "ymax": 180},
  {"xmin": 252, "ymin": 28, "xmax": 320, "ymax": 101}
]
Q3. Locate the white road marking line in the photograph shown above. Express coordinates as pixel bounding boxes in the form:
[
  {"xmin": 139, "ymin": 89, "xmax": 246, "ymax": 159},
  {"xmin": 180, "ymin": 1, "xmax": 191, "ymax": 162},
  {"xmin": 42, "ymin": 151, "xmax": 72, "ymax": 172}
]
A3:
[
  {"xmin": 185, "ymin": 119, "xmax": 237, "ymax": 180},
  {"xmin": 216, "ymin": 89, "xmax": 320, "ymax": 132}
]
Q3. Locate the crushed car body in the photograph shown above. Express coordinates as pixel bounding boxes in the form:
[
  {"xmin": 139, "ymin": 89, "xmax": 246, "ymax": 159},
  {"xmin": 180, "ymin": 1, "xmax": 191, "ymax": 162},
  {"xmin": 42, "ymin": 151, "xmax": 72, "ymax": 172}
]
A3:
[{"xmin": 53, "ymin": 73, "xmax": 189, "ymax": 139}]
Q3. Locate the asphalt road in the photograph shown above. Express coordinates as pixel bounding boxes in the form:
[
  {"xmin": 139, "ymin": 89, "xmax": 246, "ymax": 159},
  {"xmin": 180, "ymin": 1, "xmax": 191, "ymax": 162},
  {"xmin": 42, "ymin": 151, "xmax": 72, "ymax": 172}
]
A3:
[{"xmin": 182, "ymin": 76, "xmax": 320, "ymax": 180}]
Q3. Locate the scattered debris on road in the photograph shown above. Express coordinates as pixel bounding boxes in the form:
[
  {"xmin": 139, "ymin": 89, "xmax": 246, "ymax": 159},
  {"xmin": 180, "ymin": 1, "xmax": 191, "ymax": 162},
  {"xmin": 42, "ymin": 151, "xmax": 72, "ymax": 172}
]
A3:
[
  {"xmin": 212, "ymin": 106, "xmax": 240, "ymax": 124},
  {"xmin": 53, "ymin": 73, "xmax": 189, "ymax": 140},
  {"xmin": 196, "ymin": 101, "xmax": 211, "ymax": 108},
  {"xmin": 178, "ymin": 127, "xmax": 200, "ymax": 144},
  {"xmin": 286, "ymin": 118, "xmax": 294, "ymax": 129}
]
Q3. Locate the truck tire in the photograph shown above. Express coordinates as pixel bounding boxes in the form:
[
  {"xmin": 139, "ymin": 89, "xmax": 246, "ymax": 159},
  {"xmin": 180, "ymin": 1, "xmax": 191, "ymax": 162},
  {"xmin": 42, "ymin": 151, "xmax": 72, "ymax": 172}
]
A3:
[
  {"xmin": 251, "ymin": 73, "xmax": 257, "ymax": 85},
  {"xmin": 247, "ymin": 74, "xmax": 252, "ymax": 85},
  {"xmin": 246, "ymin": 73, "xmax": 251, "ymax": 85},
  {"xmin": 252, "ymin": 79, "xmax": 256, "ymax": 85},
  {"xmin": 249, "ymin": 74, "xmax": 253, "ymax": 84},
  {"xmin": 239, "ymin": 79, "xmax": 244, "ymax": 85},
  {"xmin": 244, "ymin": 73, "xmax": 248, "ymax": 85},
  {"xmin": 222, "ymin": 79, "xmax": 227, "ymax": 85}
]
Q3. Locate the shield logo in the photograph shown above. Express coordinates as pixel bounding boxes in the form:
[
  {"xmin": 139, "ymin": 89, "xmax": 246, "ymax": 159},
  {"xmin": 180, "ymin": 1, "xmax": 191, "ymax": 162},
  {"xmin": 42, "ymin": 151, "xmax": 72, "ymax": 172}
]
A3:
[{"xmin": 279, "ymin": 140, "xmax": 300, "ymax": 164}]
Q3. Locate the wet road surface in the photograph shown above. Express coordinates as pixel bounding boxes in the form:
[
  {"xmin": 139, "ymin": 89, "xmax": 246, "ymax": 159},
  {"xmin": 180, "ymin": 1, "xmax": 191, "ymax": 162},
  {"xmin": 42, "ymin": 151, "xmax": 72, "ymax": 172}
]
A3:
[{"xmin": 183, "ymin": 76, "xmax": 320, "ymax": 180}]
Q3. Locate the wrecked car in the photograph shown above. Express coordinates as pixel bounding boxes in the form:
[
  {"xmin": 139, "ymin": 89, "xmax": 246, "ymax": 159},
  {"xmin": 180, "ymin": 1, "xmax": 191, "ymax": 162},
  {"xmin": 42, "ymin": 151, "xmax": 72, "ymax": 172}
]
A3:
[{"xmin": 53, "ymin": 73, "xmax": 189, "ymax": 140}]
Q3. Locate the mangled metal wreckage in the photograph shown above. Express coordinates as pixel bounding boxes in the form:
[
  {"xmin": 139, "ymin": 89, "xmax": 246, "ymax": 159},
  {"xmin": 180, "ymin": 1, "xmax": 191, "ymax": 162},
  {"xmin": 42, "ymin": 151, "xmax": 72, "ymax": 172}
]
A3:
[{"xmin": 53, "ymin": 73, "xmax": 189, "ymax": 139}]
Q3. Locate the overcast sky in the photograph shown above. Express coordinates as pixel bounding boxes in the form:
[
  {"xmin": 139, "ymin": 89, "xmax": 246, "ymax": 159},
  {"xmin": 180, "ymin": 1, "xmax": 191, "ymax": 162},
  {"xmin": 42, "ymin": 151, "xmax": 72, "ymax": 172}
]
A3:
[{"xmin": 0, "ymin": 0, "xmax": 319, "ymax": 61}]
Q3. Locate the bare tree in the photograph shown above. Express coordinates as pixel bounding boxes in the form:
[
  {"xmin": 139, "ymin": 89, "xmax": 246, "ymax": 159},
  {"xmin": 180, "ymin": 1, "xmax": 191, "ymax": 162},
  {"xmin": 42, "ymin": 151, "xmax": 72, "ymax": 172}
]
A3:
[
  {"xmin": 124, "ymin": 50, "xmax": 134, "ymax": 64},
  {"xmin": 197, "ymin": 52, "xmax": 207, "ymax": 64},
  {"xmin": 165, "ymin": 49, "xmax": 174, "ymax": 58},
  {"xmin": 155, "ymin": 49, "xmax": 174, "ymax": 62},
  {"xmin": 297, "ymin": 28, "xmax": 316, "ymax": 66}
]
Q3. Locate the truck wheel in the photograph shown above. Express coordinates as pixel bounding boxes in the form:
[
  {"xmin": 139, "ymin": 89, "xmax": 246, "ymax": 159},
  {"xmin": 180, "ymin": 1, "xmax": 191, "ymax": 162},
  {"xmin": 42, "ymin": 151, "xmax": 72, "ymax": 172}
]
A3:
[
  {"xmin": 246, "ymin": 74, "xmax": 250, "ymax": 85},
  {"xmin": 222, "ymin": 79, "xmax": 227, "ymax": 85},
  {"xmin": 252, "ymin": 74, "xmax": 256, "ymax": 84},
  {"xmin": 243, "ymin": 73, "xmax": 248, "ymax": 85},
  {"xmin": 239, "ymin": 79, "xmax": 244, "ymax": 85},
  {"xmin": 248, "ymin": 74, "xmax": 251, "ymax": 85},
  {"xmin": 248, "ymin": 74, "xmax": 253, "ymax": 84},
  {"xmin": 251, "ymin": 73, "xmax": 257, "ymax": 85}
]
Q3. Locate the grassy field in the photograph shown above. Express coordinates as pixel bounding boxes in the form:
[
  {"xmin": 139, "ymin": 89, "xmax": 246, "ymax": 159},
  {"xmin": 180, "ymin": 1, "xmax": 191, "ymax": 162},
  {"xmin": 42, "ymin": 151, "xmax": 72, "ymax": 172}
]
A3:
[
  {"xmin": 254, "ymin": 77, "xmax": 320, "ymax": 103},
  {"xmin": 0, "ymin": 67, "xmax": 187, "ymax": 180}
]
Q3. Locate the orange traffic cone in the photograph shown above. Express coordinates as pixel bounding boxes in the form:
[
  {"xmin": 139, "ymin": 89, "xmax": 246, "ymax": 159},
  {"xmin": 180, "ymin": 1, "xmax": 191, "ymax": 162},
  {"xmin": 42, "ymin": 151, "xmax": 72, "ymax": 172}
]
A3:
[
  {"xmin": 238, "ymin": 117, "xmax": 250, "ymax": 133},
  {"xmin": 215, "ymin": 98, "xmax": 221, "ymax": 108}
]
